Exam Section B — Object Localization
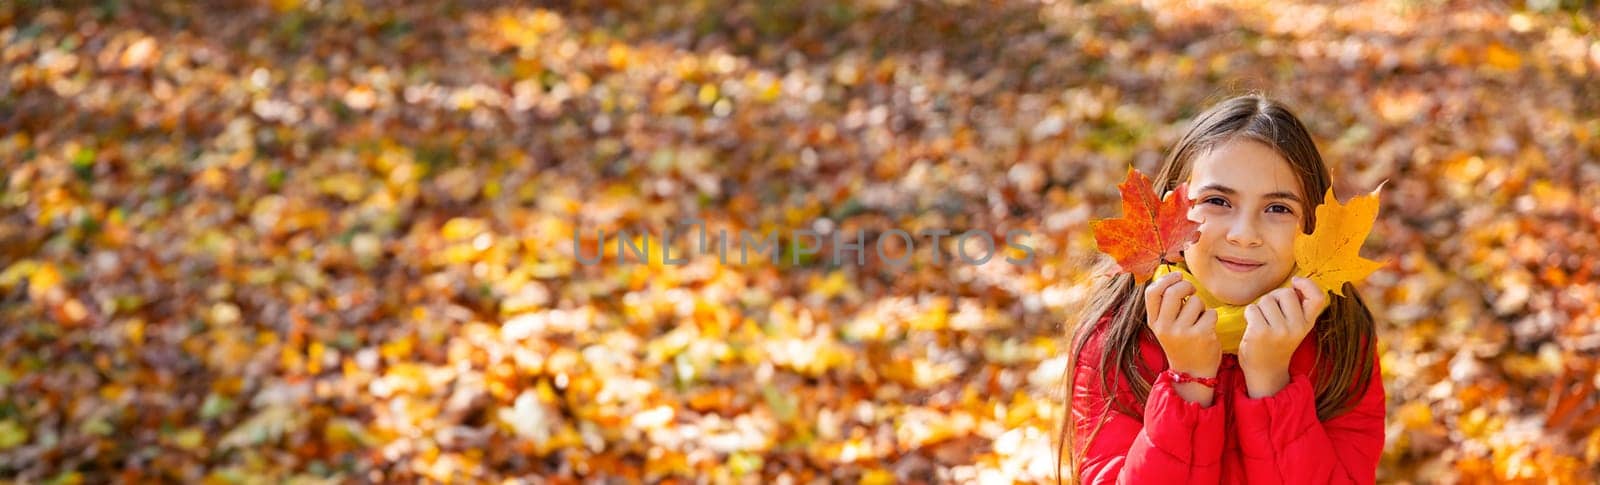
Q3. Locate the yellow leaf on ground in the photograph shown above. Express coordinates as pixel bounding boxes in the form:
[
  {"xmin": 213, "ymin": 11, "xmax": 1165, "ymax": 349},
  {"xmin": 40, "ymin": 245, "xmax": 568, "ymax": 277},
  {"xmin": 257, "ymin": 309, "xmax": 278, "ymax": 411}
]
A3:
[
  {"xmin": 0, "ymin": 420, "xmax": 27, "ymax": 450},
  {"xmin": 1483, "ymin": 43, "xmax": 1523, "ymax": 72}
]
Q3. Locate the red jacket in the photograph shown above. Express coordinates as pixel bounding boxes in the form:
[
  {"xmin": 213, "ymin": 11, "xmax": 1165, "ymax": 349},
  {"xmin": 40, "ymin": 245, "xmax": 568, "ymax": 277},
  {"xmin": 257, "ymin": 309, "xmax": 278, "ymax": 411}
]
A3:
[{"xmin": 1070, "ymin": 314, "xmax": 1386, "ymax": 484}]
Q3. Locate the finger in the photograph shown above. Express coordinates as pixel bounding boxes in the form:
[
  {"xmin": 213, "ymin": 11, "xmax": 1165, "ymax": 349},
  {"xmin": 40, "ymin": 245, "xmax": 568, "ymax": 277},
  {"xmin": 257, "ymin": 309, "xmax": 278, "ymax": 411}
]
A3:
[
  {"xmin": 1196, "ymin": 308, "xmax": 1218, "ymax": 335},
  {"xmin": 1292, "ymin": 277, "xmax": 1329, "ymax": 323},
  {"xmin": 1159, "ymin": 280, "xmax": 1195, "ymax": 327},
  {"xmin": 1176, "ymin": 289, "xmax": 1206, "ymax": 328},
  {"xmin": 1143, "ymin": 272, "xmax": 1180, "ymax": 324},
  {"xmin": 1269, "ymin": 288, "xmax": 1306, "ymax": 333},
  {"xmin": 1243, "ymin": 303, "xmax": 1267, "ymax": 336},
  {"xmin": 1257, "ymin": 292, "xmax": 1287, "ymax": 333}
]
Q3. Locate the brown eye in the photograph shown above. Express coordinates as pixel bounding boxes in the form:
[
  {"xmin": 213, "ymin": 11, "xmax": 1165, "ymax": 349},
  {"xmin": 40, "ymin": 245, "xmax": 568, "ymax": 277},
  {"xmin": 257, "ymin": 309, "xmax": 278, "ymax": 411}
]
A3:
[{"xmin": 1267, "ymin": 204, "xmax": 1293, "ymax": 214}]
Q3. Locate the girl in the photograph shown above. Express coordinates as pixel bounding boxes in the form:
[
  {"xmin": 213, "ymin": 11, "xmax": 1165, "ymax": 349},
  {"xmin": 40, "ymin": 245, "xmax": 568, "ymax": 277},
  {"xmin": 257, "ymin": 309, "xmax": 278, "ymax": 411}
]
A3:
[{"xmin": 1059, "ymin": 95, "xmax": 1386, "ymax": 484}]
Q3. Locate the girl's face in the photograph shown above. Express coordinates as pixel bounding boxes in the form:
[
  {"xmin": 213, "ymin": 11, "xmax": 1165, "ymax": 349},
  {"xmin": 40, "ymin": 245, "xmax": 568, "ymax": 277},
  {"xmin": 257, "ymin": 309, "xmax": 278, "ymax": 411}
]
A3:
[{"xmin": 1181, "ymin": 139, "xmax": 1308, "ymax": 306}]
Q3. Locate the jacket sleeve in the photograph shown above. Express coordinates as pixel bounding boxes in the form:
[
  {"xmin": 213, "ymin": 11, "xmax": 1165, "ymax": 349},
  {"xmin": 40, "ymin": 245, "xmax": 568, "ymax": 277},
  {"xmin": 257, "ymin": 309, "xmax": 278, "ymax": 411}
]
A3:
[
  {"xmin": 1072, "ymin": 359, "xmax": 1226, "ymax": 484},
  {"xmin": 1231, "ymin": 352, "xmax": 1387, "ymax": 484}
]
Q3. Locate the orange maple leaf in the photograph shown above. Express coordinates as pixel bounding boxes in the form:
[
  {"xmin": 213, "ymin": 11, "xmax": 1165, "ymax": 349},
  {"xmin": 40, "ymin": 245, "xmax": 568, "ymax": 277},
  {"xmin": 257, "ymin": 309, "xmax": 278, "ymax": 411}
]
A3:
[
  {"xmin": 1090, "ymin": 168, "xmax": 1199, "ymax": 284},
  {"xmin": 1293, "ymin": 184, "xmax": 1386, "ymax": 296}
]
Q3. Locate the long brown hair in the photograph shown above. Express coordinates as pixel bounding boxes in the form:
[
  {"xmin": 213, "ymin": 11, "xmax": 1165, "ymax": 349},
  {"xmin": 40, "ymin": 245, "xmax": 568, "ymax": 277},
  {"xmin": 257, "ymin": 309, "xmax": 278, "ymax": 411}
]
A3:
[{"xmin": 1055, "ymin": 94, "xmax": 1379, "ymax": 483}]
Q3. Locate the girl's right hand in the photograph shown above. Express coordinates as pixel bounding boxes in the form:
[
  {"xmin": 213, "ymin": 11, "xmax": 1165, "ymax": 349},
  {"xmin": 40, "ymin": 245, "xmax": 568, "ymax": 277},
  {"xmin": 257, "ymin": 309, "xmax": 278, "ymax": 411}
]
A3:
[{"xmin": 1144, "ymin": 271, "xmax": 1222, "ymax": 379}]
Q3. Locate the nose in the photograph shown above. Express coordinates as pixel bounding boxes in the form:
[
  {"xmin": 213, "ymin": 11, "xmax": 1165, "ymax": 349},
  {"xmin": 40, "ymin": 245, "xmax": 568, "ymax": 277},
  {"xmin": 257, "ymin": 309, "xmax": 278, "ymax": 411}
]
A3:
[{"xmin": 1225, "ymin": 214, "xmax": 1263, "ymax": 248}]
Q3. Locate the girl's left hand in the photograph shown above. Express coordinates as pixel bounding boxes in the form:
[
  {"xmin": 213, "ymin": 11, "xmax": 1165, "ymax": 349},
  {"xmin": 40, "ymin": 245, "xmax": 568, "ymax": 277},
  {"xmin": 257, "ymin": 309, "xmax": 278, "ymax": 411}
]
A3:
[{"xmin": 1238, "ymin": 276, "xmax": 1330, "ymax": 397}]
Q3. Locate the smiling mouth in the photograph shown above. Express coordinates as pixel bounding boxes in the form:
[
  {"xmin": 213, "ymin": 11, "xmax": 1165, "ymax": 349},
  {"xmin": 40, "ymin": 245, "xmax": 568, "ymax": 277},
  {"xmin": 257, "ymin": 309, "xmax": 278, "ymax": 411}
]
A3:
[{"xmin": 1217, "ymin": 256, "xmax": 1264, "ymax": 272}]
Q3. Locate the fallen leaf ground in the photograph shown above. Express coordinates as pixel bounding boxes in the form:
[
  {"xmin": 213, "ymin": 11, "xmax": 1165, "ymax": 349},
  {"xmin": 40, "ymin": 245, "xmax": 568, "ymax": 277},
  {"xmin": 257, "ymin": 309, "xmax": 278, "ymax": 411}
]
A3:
[{"xmin": 2, "ymin": 0, "xmax": 1597, "ymax": 483}]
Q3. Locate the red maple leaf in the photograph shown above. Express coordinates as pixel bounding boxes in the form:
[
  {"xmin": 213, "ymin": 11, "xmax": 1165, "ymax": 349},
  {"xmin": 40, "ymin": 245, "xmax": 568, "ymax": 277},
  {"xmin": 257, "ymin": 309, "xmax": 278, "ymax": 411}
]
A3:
[{"xmin": 1090, "ymin": 168, "xmax": 1200, "ymax": 283}]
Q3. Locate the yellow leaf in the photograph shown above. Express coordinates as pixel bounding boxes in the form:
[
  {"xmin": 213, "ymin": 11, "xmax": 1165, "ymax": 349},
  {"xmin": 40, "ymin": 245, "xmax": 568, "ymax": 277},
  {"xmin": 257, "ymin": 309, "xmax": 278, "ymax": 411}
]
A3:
[
  {"xmin": 316, "ymin": 172, "xmax": 367, "ymax": 202},
  {"xmin": 812, "ymin": 271, "xmax": 851, "ymax": 299},
  {"xmin": 307, "ymin": 341, "xmax": 326, "ymax": 375},
  {"xmin": 381, "ymin": 335, "xmax": 415, "ymax": 361},
  {"xmin": 324, "ymin": 418, "xmax": 378, "ymax": 448},
  {"xmin": 0, "ymin": 260, "xmax": 39, "ymax": 291},
  {"xmin": 28, "ymin": 261, "xmax": 63, "ymax": 300},
  {"xmin": 1483, "ymin": 43, "xmax": 1522, "ymax": 72},
  {"xmin": 860, "ymin": 469, "xmax": 895, "ymax": 485},
  {"xmin": 755, "ymin": 76, "xmax": 781, "ymax": 103},
  {"xmin": 441, "ymin": 217, "xmax": 488, "ymax": 241},
  {"xmin": 908, "ymin": 297, "xmax": 950, "ymax": 331},
  {"xmin": 0, "ymin": 419, "xmax": 27, "ymax": 450},
  {"xmin": 56, "ymin": 472, "xmax": 85, "ymax": 485},
  {"xmin": 697, "ymin": 84, "xmax": 719, "ymax": 106},
  {"xmin": 1397, "ymin": 401, "xmax": 1433, "ymax": 431},
  {"xmin": 1294, "ymin": 185, "xmax": 1385, "ymax": 296},
  {"xmin": 606, "ymin": 43, "xmax": 633, "ymax": 69},
  {"xmin": 172, "ymin": 427, "xmax": 205, "ymax": 451}
]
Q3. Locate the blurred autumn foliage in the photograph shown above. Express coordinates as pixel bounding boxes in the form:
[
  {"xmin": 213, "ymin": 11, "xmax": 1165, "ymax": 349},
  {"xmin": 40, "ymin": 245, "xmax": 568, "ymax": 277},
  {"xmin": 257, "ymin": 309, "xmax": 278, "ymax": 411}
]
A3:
[{"xmin": 3, "ymin": 0, "xmax": 1599, "ymax": 483}]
